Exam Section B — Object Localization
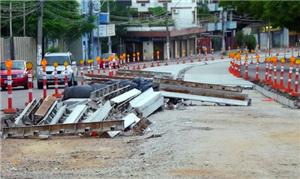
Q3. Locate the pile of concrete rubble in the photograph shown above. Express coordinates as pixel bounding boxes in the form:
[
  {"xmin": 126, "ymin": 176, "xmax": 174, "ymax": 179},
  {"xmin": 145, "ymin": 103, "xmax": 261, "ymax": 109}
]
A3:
[{"xmin": 1, "ymin": 70, "xmax": 251, "ymax": 139}]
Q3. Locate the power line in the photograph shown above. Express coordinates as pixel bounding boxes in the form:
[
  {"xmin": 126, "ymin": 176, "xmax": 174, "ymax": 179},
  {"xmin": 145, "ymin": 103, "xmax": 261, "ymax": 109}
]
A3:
[{"xmin": 1, "ymin": 4, "xmax": 41, "ymax": 24}]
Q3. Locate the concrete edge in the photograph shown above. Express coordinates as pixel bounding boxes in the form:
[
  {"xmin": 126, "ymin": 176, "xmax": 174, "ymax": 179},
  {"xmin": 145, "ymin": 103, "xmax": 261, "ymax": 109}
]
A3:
[{"xmin": 254, "ymin": 85, "xmax": 299, "ymax": 109}]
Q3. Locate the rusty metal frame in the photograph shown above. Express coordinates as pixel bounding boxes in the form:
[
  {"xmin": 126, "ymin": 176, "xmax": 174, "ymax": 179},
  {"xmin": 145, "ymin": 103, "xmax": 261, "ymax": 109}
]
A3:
[{"xmin": 2, "ymin": 120, "xmax": 124, "ymax": 139}]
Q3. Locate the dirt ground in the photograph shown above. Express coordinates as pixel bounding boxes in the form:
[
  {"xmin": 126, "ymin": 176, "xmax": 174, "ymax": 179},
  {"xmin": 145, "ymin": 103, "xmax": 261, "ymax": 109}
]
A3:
[{"xmin": 1, "ymin": 90, "xmax": 300, "ymax": 178}]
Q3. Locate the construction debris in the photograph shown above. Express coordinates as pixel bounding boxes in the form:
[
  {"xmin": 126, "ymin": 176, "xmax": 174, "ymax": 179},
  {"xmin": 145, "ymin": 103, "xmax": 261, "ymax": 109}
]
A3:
[
  {"xmin": 161, "ymin": 91, "xmax": 250, "ymax": 106},
  {"xmin": 116, "ymin": 69, "xmax": 173, "ymax": 79},
  {"xmin": 2, "ymin": 69, "xmax": 253, "ymax": 139},
  {"xmin": 130, "ymin": 88, "xmax": 164, "ymax": 117},
  {"xmin": 2, "ymin": 120, "xmax": 124, "ymax": 139}
]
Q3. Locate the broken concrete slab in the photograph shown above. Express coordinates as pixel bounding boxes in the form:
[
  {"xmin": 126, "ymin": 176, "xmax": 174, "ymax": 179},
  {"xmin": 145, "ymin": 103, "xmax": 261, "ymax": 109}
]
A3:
[
  {"xmin": 122, "ymin": 113, "xmax": 140, "ymax": 129},
  {"xmin": 50, "ymin": 105, "xmax": 67, "ymax": 125},
  {"xmin": 130, "ymin": 88, "xmax": 164, "ymax": 117},
  {"xmin": 110, "ymin": 88, "xmax": 141, "ymax": 104},
  {"xmin": 63, "ymin": 105, "xmax": 88, "ymax": 124},
  {"xmin": 84, "ymin": 101, "xmax": 112, "ymax": 123},
  {"xmin": 15, "ymin": 99, "xmax": 37, "ymax": 126}
]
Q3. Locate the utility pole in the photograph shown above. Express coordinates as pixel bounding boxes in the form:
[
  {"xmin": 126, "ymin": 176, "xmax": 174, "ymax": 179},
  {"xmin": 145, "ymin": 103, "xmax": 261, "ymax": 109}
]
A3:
[
  {"xmin": 166, "ymin": 14, "xmax": 170, "ymax": 61},
  {"xmin": 37, "ymin": 0, "xmax": 43, "ymax": 65},
  {"xmin": 107, "ymin": 0, "xmax": 112, "ymax": 53},
  {"xmin": 97, "ymin": 24, "xmax": 100, "ymax": 56},
  {"xmin": 9, "ymin": 1, "xmax": 15, "ymax": 60},
  {"xmin": 23, "ymin": 1, "xmax": 26, "ymax": 36},
  {"xmin": 97, "ymin": 0, "xmax": 100, "ymax": 56},
  {"xmin": 0, "ymin": 2, "xmax": 2, "ymax": 37},
  {"xmin": 221, "ymin": 10, "xmax": 226, "ymax": 53},
  {"xmin": 88, "ymin": 0, "xmax": 93, "ymax": 59}
]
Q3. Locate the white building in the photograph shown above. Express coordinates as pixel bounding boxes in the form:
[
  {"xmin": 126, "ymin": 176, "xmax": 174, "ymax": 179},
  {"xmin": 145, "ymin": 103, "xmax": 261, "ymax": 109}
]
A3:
[{"xmin": 125, "ymin": 0, "xmax": 203, "ymax": 60}]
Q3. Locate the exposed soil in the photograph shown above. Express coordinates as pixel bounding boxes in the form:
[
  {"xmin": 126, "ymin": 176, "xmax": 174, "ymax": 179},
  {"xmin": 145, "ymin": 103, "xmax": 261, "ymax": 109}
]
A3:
[{"xmin": 1, "ymin": 90, "xmax": 299, "ymax": 178}]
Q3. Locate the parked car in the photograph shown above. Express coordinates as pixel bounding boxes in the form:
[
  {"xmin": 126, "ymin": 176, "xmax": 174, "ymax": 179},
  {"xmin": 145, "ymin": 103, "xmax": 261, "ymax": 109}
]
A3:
[
  {"xmin": 36, "ymin": 52, "xmax": 78, "ymax": 89},
  {"xmin": 100, "ymin": 53, "xmax": 119, "ymax": 69},
  {"xmin": 0, "ymin": 60, "xmax": 30, "ymax": 90}
]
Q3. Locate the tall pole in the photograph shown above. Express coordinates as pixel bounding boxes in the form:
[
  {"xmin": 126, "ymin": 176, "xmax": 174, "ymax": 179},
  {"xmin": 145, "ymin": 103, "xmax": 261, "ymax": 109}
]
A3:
[
  {"xmin": 97, "ymin": 19, "xmax": 100, "ymax": 56},
  {"xmin": 37, "ymin": 0, "xmax": 43, "ymax": 65},
  {"xmin": 268, "ymin": 22, "xmax": 271, "ymax": 56},
  {"xmin": 107, "ymin": 0, "xmax": 112, "ymax": 53},
  {"xmin": 88, "ymin": 0, "xmax": 93, "ymax": 59},
  {"xmin": 0, "ymin": 1, "xmax": 2, "ymax": 37},
  {"xmin": 221, "ymin": 10, "xmax": 226, "ymax": 53},
  {"xmin": 23, "ymin": 1, "xmax": 26, "ymax": 36},
  {"xmin": 9, "ymin": 2, "xmax": 14, "ymax": 60},
  {"xmin": 166, "ymin": 14, "xmax": 170, "ymax": 61}
]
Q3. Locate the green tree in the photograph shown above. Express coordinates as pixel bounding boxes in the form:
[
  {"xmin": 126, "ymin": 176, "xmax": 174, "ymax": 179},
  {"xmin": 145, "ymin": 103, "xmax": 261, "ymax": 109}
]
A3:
[
  {"xmin": 220, "ymin": 1, "xmax": 300, "ymax": 31},
  {"xmin": 244, "ymin": 35, "xmax": 256, "ymax": 51},
  {"xmin": 0, "ymin": 0, "xmax": 95, "ymax": 49},
  {"xmin": 235, "ymin": 31, "xmax": 244, "ymax": 47}
]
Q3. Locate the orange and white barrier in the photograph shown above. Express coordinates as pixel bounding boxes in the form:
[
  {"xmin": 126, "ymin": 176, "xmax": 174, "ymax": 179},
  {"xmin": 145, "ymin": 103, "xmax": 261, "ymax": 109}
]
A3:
[
  {"xmin": 42, "ymin": 58, "xmax": 47, "ymax": 99},
  {"xmin": 26, "ymin": 62, "xmax": 33, "ymax": 105},
  {"xmin": 244, "ymin": 55, "xmax": 249, "ymax": 80},
  {"xmin": 264, "ymin": 58, "xmax": 269, "ymax": 83},
  {"xmin": 286, "ymin": 56, "xmax": 295, "ymax": 93},
  {"xmin": 52, "ymin": 63, "xmax": 62, "ymax": 98},
  {"xmin": 64, "ymin": 61, "xmax": 68, "ymax": 88},
  {"xmin": 108, "ymin": 62, "xmax": 113, "ymax": 77},
  {"xmin": 79, "ymin": 60, "xmax": 84, "ymax": 85},
  {"xmin": 279, "ymin": 58, "xmax": 285, "ymax": 90},
  {"xmin": 255, "ymin": 54, "xmax": 260, "ymax": 81},
  {"xmin": 3, "ymin": 59, "xmax": 16, "ymax": 114},
  {"xmin": 272, "ymin": 57, "xmax": 278, "ymax": 88},
  {"xmin": 291, "ymin": 60, "xmax": 299, "ymax": 96},
  {"xmin": 27, "ymin": 70, "xmax": 33, "ymax": 103}
]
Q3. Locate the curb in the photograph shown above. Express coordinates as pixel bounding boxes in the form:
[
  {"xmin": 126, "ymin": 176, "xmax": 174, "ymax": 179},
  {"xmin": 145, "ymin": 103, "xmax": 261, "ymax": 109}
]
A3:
[{"xmin": 254, "ymin": 84, "xmax": 300, "ymax": 109}]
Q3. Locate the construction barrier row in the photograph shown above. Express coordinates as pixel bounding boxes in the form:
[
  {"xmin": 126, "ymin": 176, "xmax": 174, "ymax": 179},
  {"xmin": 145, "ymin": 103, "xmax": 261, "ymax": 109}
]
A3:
[
  {"xmin": 1, "ymin": 51, "xmax": 230, "ymax": 114},
  {"xmin": 228, "ymin": 52, "xmax": 300, "ymax": 97}
]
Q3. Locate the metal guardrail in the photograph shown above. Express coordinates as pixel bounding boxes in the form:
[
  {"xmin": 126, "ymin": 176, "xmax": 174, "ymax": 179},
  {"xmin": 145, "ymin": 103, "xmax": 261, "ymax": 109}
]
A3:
[
  {"xmin": 90, "ymin": 82, "xmax": 121, "ymax": 101},
  {"xmin": 117, "ymin": 69, "xmax": 174, "ymax": 79}
]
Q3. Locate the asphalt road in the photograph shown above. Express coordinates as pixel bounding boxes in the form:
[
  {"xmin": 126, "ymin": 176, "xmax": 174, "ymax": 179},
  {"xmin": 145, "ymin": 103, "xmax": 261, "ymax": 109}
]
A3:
[{"xmin": 1, "ymin": 57, "xmax": 298, "ymax": 111}]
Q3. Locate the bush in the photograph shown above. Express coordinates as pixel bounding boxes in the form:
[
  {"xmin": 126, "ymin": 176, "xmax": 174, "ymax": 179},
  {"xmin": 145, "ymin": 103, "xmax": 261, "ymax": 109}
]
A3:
[
  {"xmin": 46, "ymin": 47, "xmax": 61, "ymax": 53},
  {"xmin": 235, "ymin": 31, "xmax": 244, "ymax": 48},
  {"xmin": 244, "ymin": 35, "xmax": 257, "ymax": 51}
]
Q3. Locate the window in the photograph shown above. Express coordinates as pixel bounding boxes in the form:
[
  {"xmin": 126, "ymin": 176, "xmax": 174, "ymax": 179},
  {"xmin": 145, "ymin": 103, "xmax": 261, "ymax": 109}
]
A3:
[
  {"xmin": 141, "ymin": 3, "xmax": 145, "ymax": 6},
  {"xmin": 192, "ymin": 11, "xmax": 195, "ymax": 23}
]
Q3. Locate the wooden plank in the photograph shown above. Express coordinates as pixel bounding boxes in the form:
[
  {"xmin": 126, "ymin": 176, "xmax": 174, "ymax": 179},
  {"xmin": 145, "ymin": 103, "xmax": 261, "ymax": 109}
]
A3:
[
  {"xmin": 160, "ymin": 84, "xmax": 248, "ymax": 101},
  {"xmin": 155, "ymin": 78, "xmax": 243, "ymax": 92},
  {"xmin": 34, "ymin": 96, "xmax": 56, "ymax": 118}
]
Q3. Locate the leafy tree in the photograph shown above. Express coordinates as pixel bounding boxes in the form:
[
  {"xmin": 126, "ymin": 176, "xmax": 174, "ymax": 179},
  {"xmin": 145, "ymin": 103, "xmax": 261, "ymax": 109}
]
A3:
[
  {"xmin": 0, "ymin": 0, "xmax": 95, "ymax": 50},
  {"xmin": 220, "ymin": 1, "xmax": 300, "ymax": 31},
  {"xmin": 244, "ymin": 35, "xmax": 256, "ymax": 51},
  {"xmin": 235, "ymin": 31, "xmax": 244, "ymax": 47}
]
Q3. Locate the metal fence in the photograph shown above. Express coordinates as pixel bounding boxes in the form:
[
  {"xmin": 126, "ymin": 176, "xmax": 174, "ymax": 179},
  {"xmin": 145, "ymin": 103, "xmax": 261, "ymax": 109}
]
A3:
[{"xmin": 0, "ymin": 37, "xmax": 37, "ymax": 68}]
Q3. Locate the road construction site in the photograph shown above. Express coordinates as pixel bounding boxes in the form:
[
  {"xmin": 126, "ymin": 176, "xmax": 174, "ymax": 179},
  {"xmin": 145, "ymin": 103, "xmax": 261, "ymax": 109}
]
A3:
[{"xmin": 1, "ymin": 53, "xmax": 300, "ymax": 178}]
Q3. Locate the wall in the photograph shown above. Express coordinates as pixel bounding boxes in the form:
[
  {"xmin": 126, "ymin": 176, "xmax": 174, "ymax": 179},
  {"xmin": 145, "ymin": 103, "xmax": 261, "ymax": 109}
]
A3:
[
  {"xmin": 1, "ymin": 37, "xmax": 37, "ymax": 68},
  {"xmin": 143, "ymin": 41, "xmax": 154, "ymax": 60},
  {"xmin": 172, "ymin": 7, "xmax": 197, "ymax": 30},
  {"xmin": 0, "ymin": 38, "xmax": 4, "ymax": 61},
  {"xmin": 131, "ymin": 0, "xmax": 197, "ymax": 30}
]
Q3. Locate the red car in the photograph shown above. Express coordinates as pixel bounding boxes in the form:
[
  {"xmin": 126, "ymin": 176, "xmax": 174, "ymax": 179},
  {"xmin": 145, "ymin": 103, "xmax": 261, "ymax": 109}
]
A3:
[{"xmin": 1, "ymin": 60, "xmax": 30, "ymax": 90}]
